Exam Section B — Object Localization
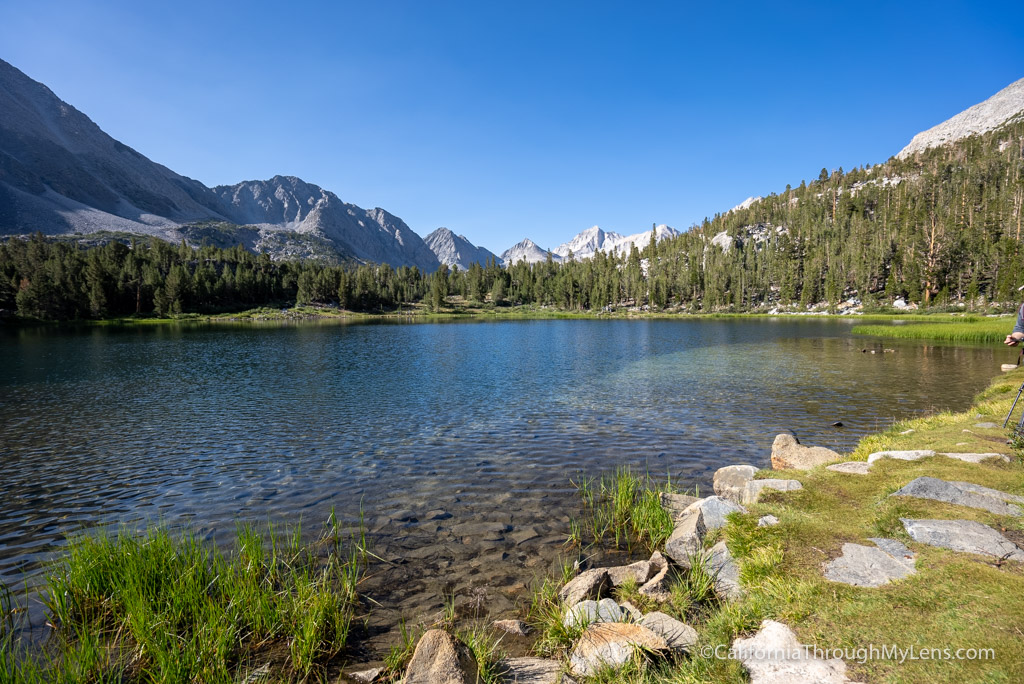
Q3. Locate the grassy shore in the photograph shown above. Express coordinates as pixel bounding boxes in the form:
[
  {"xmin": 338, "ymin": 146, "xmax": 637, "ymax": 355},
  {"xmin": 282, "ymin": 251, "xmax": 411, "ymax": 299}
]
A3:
[
  {"xmin": 1, "ymin": 518, "xmax": 365, "ymax": 683},
  {"xmin": 851, "ymin": 316, "xmax": 1013, "ymax": 344},
  {"xmin": 538, "ymin": 368, "xmax": 1024, "ymax": 683}
]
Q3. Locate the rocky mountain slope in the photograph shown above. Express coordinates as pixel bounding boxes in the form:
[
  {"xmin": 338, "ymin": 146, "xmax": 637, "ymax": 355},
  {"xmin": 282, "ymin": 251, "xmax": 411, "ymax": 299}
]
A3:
[
  {"xmin": 897, "ymin": 77, "xmax": 1024, "ymax": 158},
  {"xmin": 500, "ymin": 238, "xmax": 560, "ymax": 265},
  {"xmin": 424, "ymin": 227, "xmax": 499, "ymax": 271},
  {"xmin": 0, "ymin": 59, "xmax": 438, "ymax": 269}
]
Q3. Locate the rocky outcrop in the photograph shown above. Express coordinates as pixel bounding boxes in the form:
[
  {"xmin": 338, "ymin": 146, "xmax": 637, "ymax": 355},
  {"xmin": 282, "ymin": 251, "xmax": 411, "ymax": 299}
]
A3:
[
  {"xmin": 891, "ymin": 477, "xmax": 1023, "ymax": 516},
  {"xmin": 771, "ymin": 434, "xmax": 841, "ymax": 470},
  {"xmin": 568, "ymin": 623, "xmax": 667, "ymax": 677},
  {"xmin": 424, "ymin": 227, "xmax": 500, "ymax": 271},
  {"xmin": 823, "ymin": 539, "xmax": 916, "ymax": 587},
  {"xmin": 897, "ymin": 77, "xmax": 1024, "ymax": 159},
  {"xmin": 638, "ymin": 551, "xmax": 670, "ymax": 601},
  {"xmin": 901, "ymin": 519, "xmax": 1024, "ymax": 562},
  {"xmin": 732, "ymin": 620, "xmax": 856, "ymax": 683},
  {"xmin": 404, "ymin": 629, "xmax": 479, "ymax": 684}
]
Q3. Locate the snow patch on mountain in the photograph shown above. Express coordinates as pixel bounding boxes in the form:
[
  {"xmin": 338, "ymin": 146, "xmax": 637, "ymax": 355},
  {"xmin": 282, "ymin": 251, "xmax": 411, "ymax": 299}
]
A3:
[
  {"xmin": 549, "ymin": 224, "xmax": 679, "ymax": 260},
  {"xmin": 727, "ymin": 196, "xmax": 762, "ymax": 214}
]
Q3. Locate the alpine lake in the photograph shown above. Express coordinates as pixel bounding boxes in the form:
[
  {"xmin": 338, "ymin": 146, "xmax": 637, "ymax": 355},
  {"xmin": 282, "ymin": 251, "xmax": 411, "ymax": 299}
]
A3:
[{"xmin": 0, "ymin": 317, "xmax": 1009, "ymax": 656}]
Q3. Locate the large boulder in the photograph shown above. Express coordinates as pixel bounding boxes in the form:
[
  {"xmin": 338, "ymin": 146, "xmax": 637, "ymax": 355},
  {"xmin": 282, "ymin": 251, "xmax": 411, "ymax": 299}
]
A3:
[
  {"xmin": 404, "ymin": 629, "xmax": 479, "ymax": 684},
  {"xmin": 713, "ymin": 465, "xmax": 758, "ymax": 504},
  {"xmin": 823, "ymin": 538, "xmax": 916, "ymax": 587},
  {"xmin": 664, "ymin": 509, "xmax": 707, "ymax": 567},
  {"xmin": 558, "ymin": 569, "xmax": 609, "ymax": 605},
  {"xmin": 664, "ymin": 497, "xmax": 745, "ymax": 568},
  {"xmin": 891, "ymin": 477, "xmax": 1023, "ymax": 516},
  {"xmin": 732, "ymin": 620, "xmax": 855, "ymax": 683},
  {"xmin": 901, "ymin": 519, "xmax": 1024, "ymax": 562},
  {"xmin": 771, "ymin": 434, "xmax": 841, "ymax": 470},
  {"xmin": 568, "ymin": 622, "xmax": 668, "ymax": 677}
]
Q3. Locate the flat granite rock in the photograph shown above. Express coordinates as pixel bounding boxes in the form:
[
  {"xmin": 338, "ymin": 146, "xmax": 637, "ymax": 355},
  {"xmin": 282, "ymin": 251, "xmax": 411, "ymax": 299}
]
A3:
[
  {"xmin": 823, "ymin": 538, "xmax": 916, "ymax": 587},
  {"xmin": 498, "ymin": 657, "xmax": 576, "ymax": 684},
  {"xmin": 771, "ymin": 434, "xmax": 842, "ymax": 470},
  {"xmin": 866, "ymin": 449, "xmax": 935, "ymax": 464},
  {"xmin": 568, "ymin": 623, "xmax": 667, "ymax": 678},
  {"xmin": 901, "ymin": 518, "xmax": 1024, "ymax": 562},
  {"xmin": 891, "ymin": 477, "xmax": 1023, "ymax": 516},
  {"xmin": 732, "ymin": 620, "xmax": 856, "ymax": 683},
  {"xmin": 637, "ymin": 611, "xmax": 698, "ymax": 652},
  {"xmin": 826, "ymin": 462, "xmax": 871, "ymax": 475},
  {"xmin": 937, "ymin": 452, "xmax": 1011, "ymax": 464},
  {"xmin": 973, "ymin": 422, "xmax": 999, "ymax": 428}
]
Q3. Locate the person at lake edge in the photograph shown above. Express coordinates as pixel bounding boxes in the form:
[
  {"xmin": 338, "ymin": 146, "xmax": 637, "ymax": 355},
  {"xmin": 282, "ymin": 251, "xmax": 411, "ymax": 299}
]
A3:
[{"xmin": 1004, "ymin": 302, "xmax": 1024, "ymax": 346}]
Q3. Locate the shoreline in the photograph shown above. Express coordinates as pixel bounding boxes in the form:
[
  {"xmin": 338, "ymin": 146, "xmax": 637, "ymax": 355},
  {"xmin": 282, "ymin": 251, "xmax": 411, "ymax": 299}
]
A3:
[{"xmin": 2, "ymin": 342, "xmax": 1022, "ymax": 681}]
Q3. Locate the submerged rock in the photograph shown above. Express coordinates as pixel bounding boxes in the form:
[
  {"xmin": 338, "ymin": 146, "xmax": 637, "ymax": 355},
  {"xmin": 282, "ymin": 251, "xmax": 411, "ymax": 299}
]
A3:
[
  {"xmin": 770, "ymin": 434, "xmax": 841, "ymax": 470},
  {"xmin": 823, "ymin": 538, "xmax": 916, "ymax": 587},
  {"xmin": 492, "ymin": 619, "xmax": 531, "ymax": 636},
  {"xmin": 901, "ymin": 519, "xmax": 1024, "ymax": 562},
  {"xmin": 732, "ymin": 620, "xmax": 855, "ymax": 683},
  {"xmin": 891, "ymin": 477, "xmax": 1023, "ymax": 516}
]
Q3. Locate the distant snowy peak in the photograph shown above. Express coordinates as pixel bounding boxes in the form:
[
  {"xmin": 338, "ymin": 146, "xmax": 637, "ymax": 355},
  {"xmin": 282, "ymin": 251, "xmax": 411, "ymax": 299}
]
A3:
[
  {"xmin": 424, "ymin": 227, "xmax": 499, "ymax": 271},
  {"xmin": 551, "ymin": 224, "xmax": 678, "ymax": 260},
  {"xmin": 500, "ymin": 238, "xmax": 561, "ymax": 265},
  {"xmin": 727, "ymin": 196, "xmax": 762, "ymax": 214},
  {"xmin": 898, "ymin": 77, "xmax": 1024, "ymax": 159}
]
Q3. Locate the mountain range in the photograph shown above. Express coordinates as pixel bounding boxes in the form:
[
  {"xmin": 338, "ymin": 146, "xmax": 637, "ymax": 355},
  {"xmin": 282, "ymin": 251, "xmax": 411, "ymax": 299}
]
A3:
[{"xmin": 2, "ymin": 57, "xmax": 1023, "ymax": 272}]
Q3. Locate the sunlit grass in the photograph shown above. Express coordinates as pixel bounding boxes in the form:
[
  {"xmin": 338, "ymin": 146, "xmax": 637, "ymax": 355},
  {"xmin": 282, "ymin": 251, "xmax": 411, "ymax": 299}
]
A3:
[
  {"xmin": 1, "ymin": 516, "xmax": 366, "ymax": 682},
  {"xmin": 852, "ymin": 316, "xmax": 1012, "ymax": 344}
]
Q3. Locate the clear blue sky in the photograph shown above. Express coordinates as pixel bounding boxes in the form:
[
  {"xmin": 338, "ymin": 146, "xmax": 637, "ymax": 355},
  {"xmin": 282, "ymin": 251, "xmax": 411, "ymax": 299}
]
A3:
[{"xmin": 2, "ymin": 1, "xmax": 1023, "ymax": 254}]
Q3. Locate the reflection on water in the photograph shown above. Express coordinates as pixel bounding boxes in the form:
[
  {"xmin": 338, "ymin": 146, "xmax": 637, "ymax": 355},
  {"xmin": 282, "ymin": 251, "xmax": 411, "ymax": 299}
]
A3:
[{"xmin": 0, "ymin": 318, "xmax": 1005, "ymax": 648}]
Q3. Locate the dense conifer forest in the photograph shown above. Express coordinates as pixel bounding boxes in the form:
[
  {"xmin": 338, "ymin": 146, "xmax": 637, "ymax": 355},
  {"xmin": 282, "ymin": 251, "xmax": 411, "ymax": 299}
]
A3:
[{"xmin": 2, "ymin": 118, "xmax": 1022, "ymax": 321}]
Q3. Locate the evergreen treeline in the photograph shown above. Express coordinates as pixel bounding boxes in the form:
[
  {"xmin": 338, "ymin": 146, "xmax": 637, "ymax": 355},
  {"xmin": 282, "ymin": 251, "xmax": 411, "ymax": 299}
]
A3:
[{"xmin": 2, "ymin": 117, "xmax": 1023, "ymax": 321}]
